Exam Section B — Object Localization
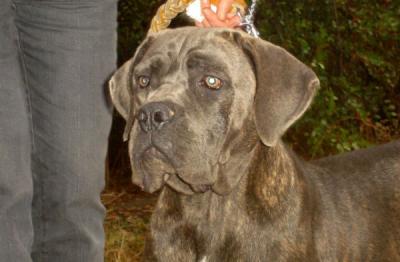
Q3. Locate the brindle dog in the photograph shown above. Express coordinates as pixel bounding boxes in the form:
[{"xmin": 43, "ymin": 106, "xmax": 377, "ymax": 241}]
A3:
[{"xmin": 109, "ymin": 27, "xmax": 400, "ymax": 261}]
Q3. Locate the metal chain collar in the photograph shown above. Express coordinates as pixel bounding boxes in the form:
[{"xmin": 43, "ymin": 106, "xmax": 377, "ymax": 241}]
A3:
[{"xmin": 239, "ymin": 0, "xmax": 259, "ymax": 38}]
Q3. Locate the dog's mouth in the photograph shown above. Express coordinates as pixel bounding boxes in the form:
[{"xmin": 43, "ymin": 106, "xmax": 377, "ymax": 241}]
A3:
[
  {"xmin": 135, "ymin": 146, "xmax": 174, "ymax": 193},
  {"xmin": 134, "ymin": 145, "xmax": 209, "ymax": 194}
]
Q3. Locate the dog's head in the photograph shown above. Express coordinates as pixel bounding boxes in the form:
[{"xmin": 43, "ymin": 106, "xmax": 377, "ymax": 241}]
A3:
[{"xmin": 110, "ymin": 27, "xmax": 319, "ymax": 195}]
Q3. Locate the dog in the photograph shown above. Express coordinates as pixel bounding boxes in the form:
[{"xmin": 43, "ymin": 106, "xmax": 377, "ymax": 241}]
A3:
[{"xmin": 109, "ymin": 27, "xmax": 400, "ymax": 261}]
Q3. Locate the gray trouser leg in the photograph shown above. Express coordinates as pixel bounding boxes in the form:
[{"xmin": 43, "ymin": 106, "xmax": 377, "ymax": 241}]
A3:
[
  {"xmin": 0, "ymin": 1, "xmax": 34, "ymax": 261},
  {"xmin": 1, "ymin": 0, "xmax": 117, "ymax": 261}
]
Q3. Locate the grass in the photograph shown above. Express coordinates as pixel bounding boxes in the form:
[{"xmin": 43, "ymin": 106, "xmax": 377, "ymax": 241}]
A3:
[{"xmin": 102, "ymin": 185, "xmax": 157, "ymax": 262}]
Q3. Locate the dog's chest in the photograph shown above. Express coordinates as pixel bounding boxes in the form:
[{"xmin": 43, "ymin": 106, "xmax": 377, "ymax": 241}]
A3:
[
  {"xmin": 152, "ymin": 188, "xmax": 317, "ymax": 261},
  {"xmin": 198, "ymin": 256, "xmax": 207, "ymax": 262},
  {"xmin": 159, "ymin": 191, "xmax": 249, "ymax": 260},
  {"xmin": 197, "ymin": 252, "xmax": 214, "ymax": 262}
]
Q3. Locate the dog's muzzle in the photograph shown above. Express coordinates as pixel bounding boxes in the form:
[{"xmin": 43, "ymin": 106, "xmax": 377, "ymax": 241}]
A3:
[{"xmin": 137, "ymin": 102, "xmax": 175, "ymax": 133}]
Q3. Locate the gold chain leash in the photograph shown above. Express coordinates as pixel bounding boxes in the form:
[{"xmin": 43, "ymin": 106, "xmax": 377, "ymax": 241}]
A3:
[{"xmin": 149, "ymin": 0, "xmax": 194, "ymax": 33}]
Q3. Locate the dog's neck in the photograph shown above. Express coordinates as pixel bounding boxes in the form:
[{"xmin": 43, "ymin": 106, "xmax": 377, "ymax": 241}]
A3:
[
  {"xmin": 244, "ymin": 142, "xmax": 306, "ymax": 222},
  {"xmin": 157, "ymin": 141, "xmax": 306, "ymax": 225}
]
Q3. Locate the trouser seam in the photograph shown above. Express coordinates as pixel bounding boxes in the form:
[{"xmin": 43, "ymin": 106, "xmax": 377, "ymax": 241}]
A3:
[
  {"xmin": 12, "ymin": 3, "xmax": 35, "ymax": 151},
  {"xmin": 12, "ymin": 2, "xmax": 45, "ymax": 260}
]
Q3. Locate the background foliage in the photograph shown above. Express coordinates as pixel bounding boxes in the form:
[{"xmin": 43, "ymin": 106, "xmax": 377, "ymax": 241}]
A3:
[
  {"xmin": 113, "ymin": 0, "xmax": 399, "ymax": 161},
  {"xmin": 256, "ymin": 0, "xmax": 399, "ymax": 157}
]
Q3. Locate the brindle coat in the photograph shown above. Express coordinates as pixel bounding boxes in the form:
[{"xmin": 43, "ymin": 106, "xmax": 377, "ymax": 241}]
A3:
[{"xmin": 109, "ymin": 27, "xmax": 400, "ymax": 261}]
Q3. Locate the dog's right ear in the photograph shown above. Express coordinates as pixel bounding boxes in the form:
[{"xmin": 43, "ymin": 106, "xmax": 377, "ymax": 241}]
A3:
[
  {"xmin": 109, "ymin": 59, "xmax": 135, "ymax": 141},
  {"xmin": 109, "ymin": 60, "xmax": 132, "ymax": 121},
  {"xmin": 109, "ymin": 37, "xmax": 155, "ymax": 141}
]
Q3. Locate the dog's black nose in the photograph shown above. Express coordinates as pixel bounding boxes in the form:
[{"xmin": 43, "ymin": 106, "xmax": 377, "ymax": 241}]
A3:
[{"xmin": 137, "ymin": 102, "xmax": 174, "ymax": 132}]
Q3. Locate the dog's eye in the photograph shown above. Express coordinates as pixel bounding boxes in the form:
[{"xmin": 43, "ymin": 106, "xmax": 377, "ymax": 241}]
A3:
[
  {"xmin": 137, "ymin": 76, "xmax": 150, "ymax": 88},
  {"xmin": 201, "ymin": 76, "xmax": 223, "ymax": 90}
]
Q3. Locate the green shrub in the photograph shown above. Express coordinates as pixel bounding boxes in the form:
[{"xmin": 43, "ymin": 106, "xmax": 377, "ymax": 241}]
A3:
[{"xmin": 255, "ymin": 1, "xmax": 399, "ymax": 157}]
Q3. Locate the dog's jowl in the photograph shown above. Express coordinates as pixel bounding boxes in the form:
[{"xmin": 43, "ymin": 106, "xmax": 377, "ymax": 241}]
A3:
[{"xmin": 110, "ymin": 27, "xmax": 400, "ymax": 261}]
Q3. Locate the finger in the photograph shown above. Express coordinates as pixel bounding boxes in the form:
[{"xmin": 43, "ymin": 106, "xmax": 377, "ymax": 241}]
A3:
[
  {"xmin": 201, "ymin": 18, "xmax": 211, "ymax": 28},
  {"xmin": 201, "ymin": 0, "xmax": 211, "ymax": 10},
  {"xmin": 227, "ymin": 13, "xmax": 236, "ymax": 19},
  {"xmin": 217, "ymin": 0, "xmax": 235, "ymax": 20},
  {"xmin": 227, "ymin": 16, "xmax": 242, "ymax": 28},
  {"xmin": 206, "ymin": 18, "xmax": 235, "ymax": 28},
  {"xmin": 225, "ymin": 20, "xmax": 240, "ymax": 28},
  {"xmin": 203, "ymin": 8, "xmax": 227, "ymax": 27},
  {"xmin": 195, "ymin": 21, "xmax": 204, "ymax": 27}
]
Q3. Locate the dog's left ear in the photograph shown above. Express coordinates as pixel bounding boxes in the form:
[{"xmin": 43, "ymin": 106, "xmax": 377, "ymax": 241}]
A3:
[
  {"xmin": 109, "ymin": 59, "xmax": 135, "ymax": 141},
  {"xmin": 240, "ymin": 35, "xmax": 320, "ymax": 146}
]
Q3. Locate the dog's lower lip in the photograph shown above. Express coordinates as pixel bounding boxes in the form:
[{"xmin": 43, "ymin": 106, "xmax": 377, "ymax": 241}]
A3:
[{"xmin": 190, "ymin": 184, "xmax": 211, "ymax": 193}]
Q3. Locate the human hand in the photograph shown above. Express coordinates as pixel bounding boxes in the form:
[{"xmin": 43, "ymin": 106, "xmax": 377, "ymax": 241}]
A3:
[{"xmin": 195, "ymin": 0, "xmax": 242, "ymax": 28}]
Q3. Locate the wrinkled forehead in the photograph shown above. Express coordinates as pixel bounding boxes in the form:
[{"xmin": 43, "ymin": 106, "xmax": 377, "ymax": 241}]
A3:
[{"xmin": 134, "ymin": 28, "xmax": 244, "ymax": 74}]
